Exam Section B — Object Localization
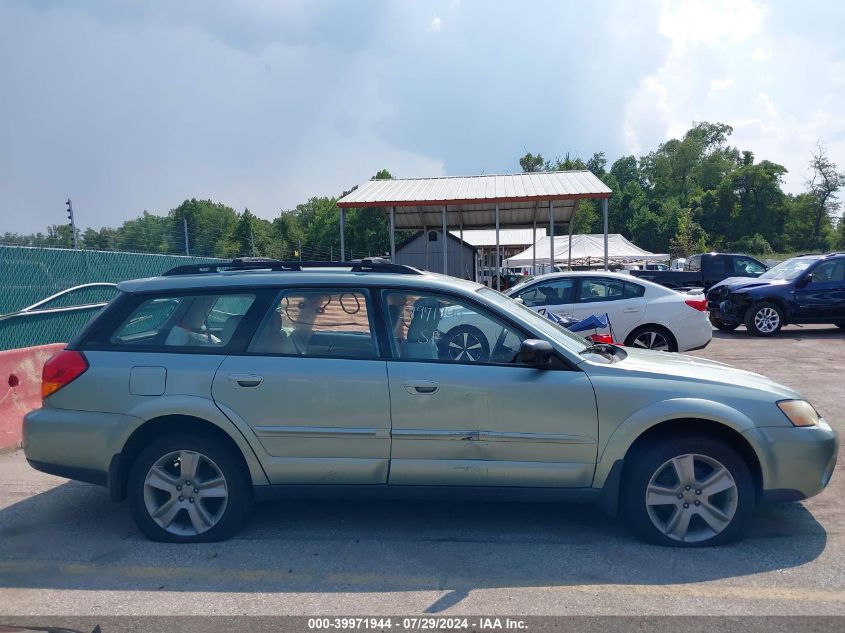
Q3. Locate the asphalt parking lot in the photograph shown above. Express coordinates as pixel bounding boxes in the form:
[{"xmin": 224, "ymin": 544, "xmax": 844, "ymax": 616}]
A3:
[{"xmin": 0, "ymin": 324, "xmax": 843, "ymax": 618}]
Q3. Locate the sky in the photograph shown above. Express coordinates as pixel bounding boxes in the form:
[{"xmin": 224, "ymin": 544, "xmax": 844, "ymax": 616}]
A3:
[{"xmin": 1, "ymin": 0, "xmax": 844, "ymax": 234}]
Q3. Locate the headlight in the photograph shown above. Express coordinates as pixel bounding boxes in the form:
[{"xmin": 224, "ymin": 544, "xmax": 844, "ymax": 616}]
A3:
[{"xmin": 777, "ymin": 400, "xmax": 820, "ymax": 427}]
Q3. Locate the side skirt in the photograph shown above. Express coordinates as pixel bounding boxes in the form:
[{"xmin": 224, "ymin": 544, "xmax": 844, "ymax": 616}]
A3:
[{"xmin": 253, "ymin": 483, "xmax": 602, "ymax": 505}]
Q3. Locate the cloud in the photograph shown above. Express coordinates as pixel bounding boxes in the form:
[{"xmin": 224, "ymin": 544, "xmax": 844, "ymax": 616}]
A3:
[
  {"xmin": 623, "ymin": 0, "xmax": 845, "ymax": 194},
  {"xmin": 710, "ymin": 78, "xmax": 734, "ymax": 91},
  {"xmin": 1, "ymin": 0, "xmax": 843, "ymax": 235}
]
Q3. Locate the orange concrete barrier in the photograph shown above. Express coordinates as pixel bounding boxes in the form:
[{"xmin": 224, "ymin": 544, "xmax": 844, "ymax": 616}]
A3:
[{"xmin": 0, "ymin": 343, "xmax": 66, "ymax": 449}]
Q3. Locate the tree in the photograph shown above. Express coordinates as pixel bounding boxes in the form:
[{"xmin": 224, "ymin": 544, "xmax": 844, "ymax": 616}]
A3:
[
  {"xmin": 806, "ymin": 143, "xmax": 845, "ymax": 250},
  {"xmin": 519, "ymin": 152, "xmax": 548, "ymax": 172}
]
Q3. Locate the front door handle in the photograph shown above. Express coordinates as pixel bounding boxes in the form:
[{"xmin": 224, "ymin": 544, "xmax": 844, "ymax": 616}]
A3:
[
  {"xmin": 228, "ymin": 374, "xmax": 264, "ymax": 389},
  {"xmin": 403, "ymin": 379, "xmax": 439, "ymax": 395},
  {"xmin": 622, "ymin": 307, "xmax": 639, "ymax": 313}
]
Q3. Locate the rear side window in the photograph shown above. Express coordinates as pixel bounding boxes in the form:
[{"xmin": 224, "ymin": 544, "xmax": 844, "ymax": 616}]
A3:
[
  {"xmin": 110, "ymin": 293, "xmax": 256, "ymax": 347},
  {"xmin": 624, "ymin": 282, "xmax": 646, "ymax": 298},
  {"xmin": 249, "ymin": 289, "xmax": 377, "ymax": 359},
  {"xmin": 708, "ymin": 257, "xmax": 727, "ymax": 274}
]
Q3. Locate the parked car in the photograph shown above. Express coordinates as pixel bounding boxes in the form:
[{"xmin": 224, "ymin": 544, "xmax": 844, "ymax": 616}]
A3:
[
  {"xmin": 630, "ymin": 253, "xmax": 769, "ymax": 291},
  {"xmin": 24, "ymin": 258, "xmax": 837, "ymax": 547},
  {"xmin": 707, "ymin": 252, "xmax": 845, "ymax": 336},
  {"xmin": 501, "ymin": 271, "xmax": 711, "ymax": 352}
]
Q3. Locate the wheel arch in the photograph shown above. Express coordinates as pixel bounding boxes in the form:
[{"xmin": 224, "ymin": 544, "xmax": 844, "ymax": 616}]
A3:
[
  {"xmin": 110, "ymin": 413, "xmax": 268, "ymax": 503},
  {"xmin": 594, "ymin": 399, "xmax": 764, "ymax": 514},
  {"xmin": 746, "ymin": 295, "xmax": 790, "ymax": 324},
  {"xmin": 623, "ymin": 323, "xmax": 678, "ymax": 351}
]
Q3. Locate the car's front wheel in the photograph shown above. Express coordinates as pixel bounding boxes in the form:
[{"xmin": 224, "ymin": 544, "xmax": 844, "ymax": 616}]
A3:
[
  {"xmin": 744, "ymin": 301, "xmax": 784, "ymax": 336},
  {"xmin": 621, "ymin": 435, "xmax": 755, "ymax": 547},
  {"xmin": 128, "ymin": 433, "xmax": 253, "ymax": 543}
]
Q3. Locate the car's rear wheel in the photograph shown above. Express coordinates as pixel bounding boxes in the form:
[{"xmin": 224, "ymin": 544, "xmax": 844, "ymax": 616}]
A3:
[
  {"xmin": 622, "ymin": 435, "xmax": 754, "ymax": 547},
  {"xmin": 709, "ymin": 315, "xmax": 740, "ymax": 332},
  {"xmin": 128, "ymin": 433, "xmax": 252, "ymax": 543},
  {"xmin": 744, "ymin": 301, "xmax": 784, "ymax": 337},
  {"xmin": 624, "ymin": 325, "xmax": 678, "ymax": 352}
]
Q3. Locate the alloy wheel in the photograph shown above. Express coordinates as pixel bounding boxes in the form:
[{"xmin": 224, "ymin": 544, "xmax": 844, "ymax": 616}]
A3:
[
  {"xmin": 447, "ymin": 331, "xmax": 485, "ymax": 361},
  {"xmin": 644, "ymin": 453, "xmax": 738, "ymax": 543},
  {"xmin": 753, "ymin": 307, "xmax": 780, "ymax": 333},
  {"xmin": 632, "ymin": 330, "xmax": 670, "ymax": 351},
  {"xmin": 143, "ymin": 450, "xmax": 229, "ymax": 536}
]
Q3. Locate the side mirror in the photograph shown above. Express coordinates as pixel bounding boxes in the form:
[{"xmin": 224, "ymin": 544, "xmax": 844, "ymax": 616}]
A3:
[
  {"xmin": 796, "ymin": 275, "xmax": 812, "ymax": 288},
  {"xmin": 512, "ymin": 297, "xmax": 525, "ymax": 305},
  {"xmin": 519, "ymin": 339, "xmax": 553, "ymax": 366}
]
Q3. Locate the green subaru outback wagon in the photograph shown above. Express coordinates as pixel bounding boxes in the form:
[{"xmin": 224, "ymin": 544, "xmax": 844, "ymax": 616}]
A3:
[{"xmin": 24, "ymin": 258, "xmax": 837, "ymax": 546}]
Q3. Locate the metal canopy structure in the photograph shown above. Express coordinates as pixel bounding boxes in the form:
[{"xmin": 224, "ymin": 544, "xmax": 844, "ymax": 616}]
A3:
[{"xmin": 336, "ymin": 170, "xmax": 612, "ymax": 286}]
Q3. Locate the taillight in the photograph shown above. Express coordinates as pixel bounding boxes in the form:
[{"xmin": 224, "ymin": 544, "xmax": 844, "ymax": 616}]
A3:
[
  {"xmin": 684, "ymin": 298, "xmax": 708, "ymax": 312},
  {"xmin": 42, "ymin": 350, "xmax": 88, "ymax": 399}
]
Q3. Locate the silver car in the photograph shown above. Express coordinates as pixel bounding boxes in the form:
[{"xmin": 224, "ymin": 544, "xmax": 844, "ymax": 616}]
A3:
[{"xmin": 24, "ymin": 258, "xmax": 838, "ymax": 546}]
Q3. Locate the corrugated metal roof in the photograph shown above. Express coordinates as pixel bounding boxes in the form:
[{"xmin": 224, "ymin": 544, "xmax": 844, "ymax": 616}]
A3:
[
  {"xmin": 449, "ymin": 228, "xmax": 543, "ymax": 247},
  {"xmin": 336, "ymin": 171, "xmax": 610, "ymax": 230},
  {"xmin": 338, "ymin": 170, "xmax": 611, "ymax": 207}
]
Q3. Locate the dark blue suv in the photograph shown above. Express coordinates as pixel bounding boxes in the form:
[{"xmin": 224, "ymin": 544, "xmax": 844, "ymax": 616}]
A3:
[{"xmin": 707, "ymin": 253, "xmax": 845, "ymax": 336}]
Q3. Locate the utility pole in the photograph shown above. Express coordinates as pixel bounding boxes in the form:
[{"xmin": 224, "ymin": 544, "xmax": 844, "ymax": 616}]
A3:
[
  {"xmin": 183, "ymin": 217, "xmax": 190, "ymax": 256},
  {"xmin": 298, "ymin": 239, "xmax": 302, "ymax": 261},
  {"xmin": 65, "ymin": 198, "xmax": 79, "ymax": 249},
  {"xmin": 250, "ymin": 227, "xmax": 256, "ymax": 257}
]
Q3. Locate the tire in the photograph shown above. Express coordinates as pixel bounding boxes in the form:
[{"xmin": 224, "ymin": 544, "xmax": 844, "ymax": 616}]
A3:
[
  {"xmin": 128, "ymin": 433, "xmax": 253, "ymax": 543},
  {"xmin": 624, "ymin": 325, "xmax": 678, "ymax": 352},
  {"xmin": 744, "ymin": 301, "xmax": 784, "ymax": 337},
  {"xmin": 439, "ymin": 325, "xmax": 490, "ymax": 362},
  {"xmin": 621, "ymin": 435, "xmax": 755, "ymax": 547},
  {"xmin": 709, "ymin": 315, "xmax": 740, "ymax": 332}
]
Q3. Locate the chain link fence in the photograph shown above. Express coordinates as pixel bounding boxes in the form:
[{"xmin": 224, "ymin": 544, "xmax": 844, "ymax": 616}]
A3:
[{"xmin": 0, "ymin": 245, "xmax": 223, "ymax": 350}]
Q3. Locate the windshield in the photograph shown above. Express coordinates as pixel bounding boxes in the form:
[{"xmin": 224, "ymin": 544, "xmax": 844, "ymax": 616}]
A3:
[
  {"xmin": 476, "ymin": 287, "xmax": 589, "ymax": 352},
  {"xmin": 759, "ymin": 257, "xmax": 818, "ymax": 281}
]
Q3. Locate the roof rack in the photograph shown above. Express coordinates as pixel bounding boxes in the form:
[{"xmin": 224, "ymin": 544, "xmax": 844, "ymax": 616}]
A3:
[{"xmin": 162, "ymin": 257, "xmax": 422, "ymax": 276}]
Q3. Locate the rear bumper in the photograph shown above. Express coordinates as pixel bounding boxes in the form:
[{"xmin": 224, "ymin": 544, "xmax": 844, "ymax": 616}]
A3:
[
  {"xmin": 26, "ymin": 459, "xmax": 107, "ymax": 486},
  {"xmin": 23, "ymin": 406, "xmax": 140, "ymax": 486},
  {"xmin": 743, "ymin": 421, "xmax": 838, "ymax": 501}
]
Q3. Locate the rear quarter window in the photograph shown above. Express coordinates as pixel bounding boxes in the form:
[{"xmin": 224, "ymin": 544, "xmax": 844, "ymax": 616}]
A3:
[{"xmin": 106, "ymin": 292, "xmax": 257, "ymax": 349}]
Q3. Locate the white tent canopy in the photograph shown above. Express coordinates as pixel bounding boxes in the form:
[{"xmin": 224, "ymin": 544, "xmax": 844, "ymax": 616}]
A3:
[{"xmin": 504, "ymin": 234, "xmax": 668, "ymax": 267}]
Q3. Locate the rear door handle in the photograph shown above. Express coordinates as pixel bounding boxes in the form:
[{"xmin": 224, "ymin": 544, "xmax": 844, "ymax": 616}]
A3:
[
  {"xmin": 228, "ymin": 374, "xmax": 264, "ymax": 389},
  {"xmin": 403, "ymin": 379, "xmax": 440, "ymax": 395},
  {"xmin": 623, "ymin": 308, "xmax": 639, "ymax": 313}
]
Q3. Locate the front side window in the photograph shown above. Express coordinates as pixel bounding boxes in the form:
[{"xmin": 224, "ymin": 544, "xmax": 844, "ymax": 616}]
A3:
[
  {"xmin": 578, "ymin": 278, "xmax": 626, "ymax": 303},
  {"xmin": 734, "ymin": 257, "xmax": 767, "ymax": 276},
  {"xmin": 809, "ymin": 259, "xmax": 845, "ymax": 284},
  {"xmin": 383, "ymin": 290, "xmax": 526, "ymax": 365},
  {"xmin": 111, "ymin": 293, "xmax": 255, "ymax": 347},
  {"xmin": 514, "ymin": 278, "xmax": 575, "ymax": 307},
  {"xmin": 249, "ymin": 289, "xmax": 377, "ymax": 359}
]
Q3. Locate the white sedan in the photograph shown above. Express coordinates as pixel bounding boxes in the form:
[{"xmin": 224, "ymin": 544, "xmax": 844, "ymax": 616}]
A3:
[{"xmin": 503, "ymin": 271, "xmax": 712, "ymax": 352}]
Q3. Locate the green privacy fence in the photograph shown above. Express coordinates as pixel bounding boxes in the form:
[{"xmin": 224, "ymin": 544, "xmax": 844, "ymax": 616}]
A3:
[{"xmin": 0, "ymin": 245, "xmax": 222, "ymax": 350}]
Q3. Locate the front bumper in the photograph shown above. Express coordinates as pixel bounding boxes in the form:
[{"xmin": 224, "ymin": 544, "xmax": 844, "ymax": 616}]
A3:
[
  {"xmin": 707, "ymin": 291, "xmax": 751, "ymax": 324},
  {"xmin": 743, "ymin": 420, "xmax": 838, "ymax": 502}
]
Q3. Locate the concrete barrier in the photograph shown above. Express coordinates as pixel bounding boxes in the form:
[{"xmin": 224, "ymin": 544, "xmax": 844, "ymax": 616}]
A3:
[{"xmin": 0, "ymin": 343, "xmax": 66, "ymax": 449}]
